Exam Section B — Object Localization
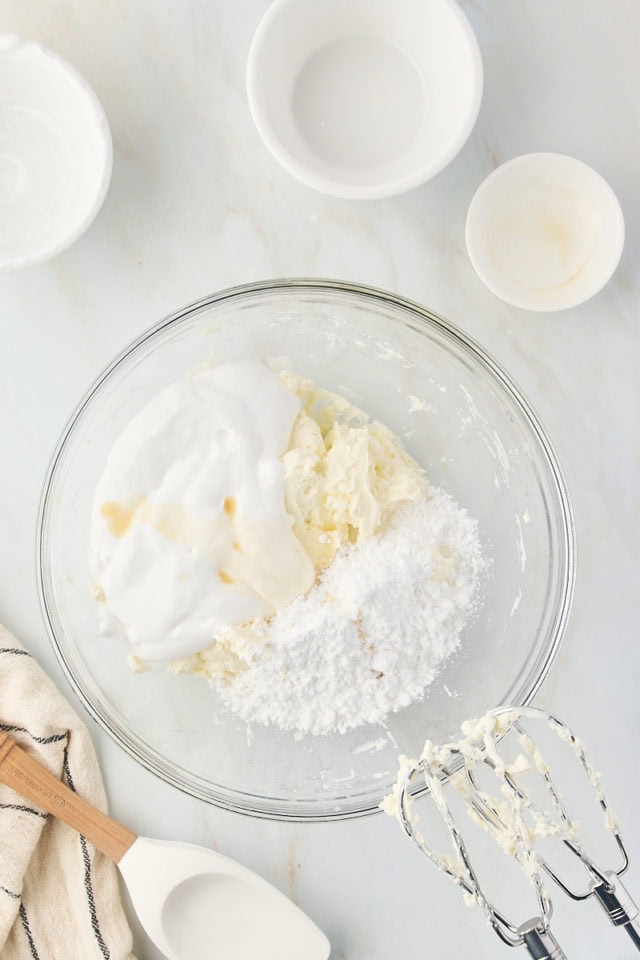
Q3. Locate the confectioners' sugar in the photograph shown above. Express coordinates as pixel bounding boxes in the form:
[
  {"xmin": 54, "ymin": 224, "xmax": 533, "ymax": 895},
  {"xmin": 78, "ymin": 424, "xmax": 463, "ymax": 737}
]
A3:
[{"xmin": 216, "ymin": 490, "xmax": 484, "ymax": 736}]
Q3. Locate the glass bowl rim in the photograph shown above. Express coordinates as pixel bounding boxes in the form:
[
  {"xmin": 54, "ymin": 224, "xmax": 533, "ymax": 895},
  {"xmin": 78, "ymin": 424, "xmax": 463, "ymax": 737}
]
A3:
[{"xmin": 36, "ymin": 277, "xmax": 576, "ymax": 821}]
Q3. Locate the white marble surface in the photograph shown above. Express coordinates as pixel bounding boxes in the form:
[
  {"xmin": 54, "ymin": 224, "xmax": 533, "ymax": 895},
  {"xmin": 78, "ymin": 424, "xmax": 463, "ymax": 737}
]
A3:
[{"xmin": 1, "ymin": 1, "xmax": 639, "ymax": 957}]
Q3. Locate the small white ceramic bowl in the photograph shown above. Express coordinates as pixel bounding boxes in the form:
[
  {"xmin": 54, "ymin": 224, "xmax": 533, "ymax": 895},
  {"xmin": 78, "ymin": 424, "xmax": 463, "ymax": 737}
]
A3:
[
  {"xmin": 246, "ymin": 0, "xmax": 483, "ymax": 199},
  {"xmin": 465, "ymin": 153, "xmax": 625, "ymax": 311},
  {"xmin": 0, "ymin": 35, "xmax": 112, "ymax": 271}
]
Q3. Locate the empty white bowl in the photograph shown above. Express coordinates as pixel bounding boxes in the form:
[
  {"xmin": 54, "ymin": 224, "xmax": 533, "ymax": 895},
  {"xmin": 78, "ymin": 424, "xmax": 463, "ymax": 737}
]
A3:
[
  {"xmin": 246, "ymin": 0, "xmax": 483, "ymax": 199},
  {"xmin": 465, "ymin": 153, "xmax": 625, "ymax": 311},
  {"xmin": 0, "ymin": 35, "xmax": 112, "ymax": 270}
]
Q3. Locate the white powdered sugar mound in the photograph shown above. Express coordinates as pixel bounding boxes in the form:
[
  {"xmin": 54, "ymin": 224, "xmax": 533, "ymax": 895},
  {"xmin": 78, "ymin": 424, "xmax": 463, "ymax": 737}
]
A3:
[{"xmin": 216, "ymin": 488, "xmax": 484, "ymax": 736}]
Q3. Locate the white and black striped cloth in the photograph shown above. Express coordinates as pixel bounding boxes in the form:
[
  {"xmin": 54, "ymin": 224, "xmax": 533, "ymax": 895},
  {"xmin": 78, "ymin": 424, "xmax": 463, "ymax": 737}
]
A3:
[{"xmin": 0, "ymin": 626, "xmax": 135, "ymax": 960}]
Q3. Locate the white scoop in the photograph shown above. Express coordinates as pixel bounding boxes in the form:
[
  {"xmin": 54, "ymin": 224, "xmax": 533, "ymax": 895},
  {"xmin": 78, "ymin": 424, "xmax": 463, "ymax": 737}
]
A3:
[{"xmin": 0, "ymin": 732, "xmax": 330, "ymax": 960}]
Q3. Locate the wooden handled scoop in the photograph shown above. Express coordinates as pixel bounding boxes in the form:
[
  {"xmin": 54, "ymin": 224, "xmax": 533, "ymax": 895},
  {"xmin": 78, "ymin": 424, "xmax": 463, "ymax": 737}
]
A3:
[{"xmin": 0, "ymin": 732, "xmax": 331, "ymax": 960}]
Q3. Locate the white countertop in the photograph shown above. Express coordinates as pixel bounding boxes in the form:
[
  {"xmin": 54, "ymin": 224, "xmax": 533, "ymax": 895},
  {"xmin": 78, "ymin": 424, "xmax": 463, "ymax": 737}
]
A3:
[{"xmin": 1, "ymin": 1, "xmax": 639, "ymax": 957}]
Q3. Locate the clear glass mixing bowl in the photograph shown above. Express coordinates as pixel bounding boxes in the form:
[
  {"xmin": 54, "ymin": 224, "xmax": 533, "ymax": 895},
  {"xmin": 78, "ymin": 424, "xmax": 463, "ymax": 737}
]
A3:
[{"xmin": 37, "ymin": 279, "xmax": 575, "ymax": 820}]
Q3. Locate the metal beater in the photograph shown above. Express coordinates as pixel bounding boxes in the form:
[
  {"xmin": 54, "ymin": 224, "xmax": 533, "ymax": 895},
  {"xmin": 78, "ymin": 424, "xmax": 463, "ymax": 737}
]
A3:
[{"xmin": 390, "ymin": 705, "xmax": 639, "ymax": 959}]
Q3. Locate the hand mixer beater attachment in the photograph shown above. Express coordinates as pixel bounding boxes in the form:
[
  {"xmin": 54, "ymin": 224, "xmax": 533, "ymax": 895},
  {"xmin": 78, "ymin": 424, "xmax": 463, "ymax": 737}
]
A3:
[{"xmin": 386, "ymin": 706, "xmax": 639, "ymax": 959}]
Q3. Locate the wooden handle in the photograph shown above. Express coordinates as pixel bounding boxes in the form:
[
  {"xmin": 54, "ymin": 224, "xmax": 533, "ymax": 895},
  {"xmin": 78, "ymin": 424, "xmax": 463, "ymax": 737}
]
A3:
[{"xmin": 0, "ymin": 732, "xmax": 137, "ymax": 863}]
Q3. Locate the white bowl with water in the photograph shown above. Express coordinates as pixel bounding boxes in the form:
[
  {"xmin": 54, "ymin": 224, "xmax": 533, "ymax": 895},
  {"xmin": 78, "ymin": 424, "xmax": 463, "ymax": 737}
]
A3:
[{"xmin": 246, "ymin": 0, "xmax": 483, "ymax": 199}]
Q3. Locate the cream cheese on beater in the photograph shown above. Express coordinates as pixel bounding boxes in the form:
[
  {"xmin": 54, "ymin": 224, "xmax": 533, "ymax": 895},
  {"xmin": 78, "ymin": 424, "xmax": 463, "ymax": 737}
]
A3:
[{"xmin": 383, "ymin": 706, "xmax": 620, "ymax": 892}]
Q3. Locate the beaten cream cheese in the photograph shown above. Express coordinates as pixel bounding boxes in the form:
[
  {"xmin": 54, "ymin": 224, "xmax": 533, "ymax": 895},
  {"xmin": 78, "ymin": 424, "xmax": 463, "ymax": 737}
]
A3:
[{"xmin": 280, "ymin": 370, "xmax": 427, "ymax": 570}]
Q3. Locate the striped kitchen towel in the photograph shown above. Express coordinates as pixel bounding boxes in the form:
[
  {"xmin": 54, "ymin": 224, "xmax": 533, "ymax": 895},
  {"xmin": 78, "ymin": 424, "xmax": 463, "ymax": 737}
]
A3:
[{"xmin": 0, "ymin": 624, "xmax": 135, "ymax": 960}]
